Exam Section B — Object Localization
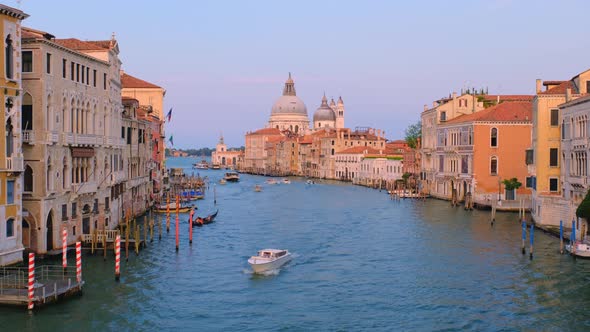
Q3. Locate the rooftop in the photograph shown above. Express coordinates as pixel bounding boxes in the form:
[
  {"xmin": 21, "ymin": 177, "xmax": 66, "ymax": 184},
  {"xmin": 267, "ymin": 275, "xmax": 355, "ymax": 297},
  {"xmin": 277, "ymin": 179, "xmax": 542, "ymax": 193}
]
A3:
[
  {"xmin": 444, "ymin": 101, "xmax": 532, "ymax": 124},
  {"xmin": 121, "ymin": 72, "xmax": 162, "ymax": 89}
]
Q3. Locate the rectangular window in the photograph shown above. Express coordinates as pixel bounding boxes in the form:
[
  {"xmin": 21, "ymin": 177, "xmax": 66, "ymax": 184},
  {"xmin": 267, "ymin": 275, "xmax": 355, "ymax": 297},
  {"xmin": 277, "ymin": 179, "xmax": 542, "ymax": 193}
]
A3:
[
  {"xmin": 62, "ymin": 58, "xmax": 67, "ymax": 78},
  {"xmin": 505, "ymin": 189, "xmax": 515, "ymax": 201},
  {"xmin": 86, "ymin": 67, "xmax": 90, "ymax": 85},
  {"xmin": 81, "ymin": 65, "xmax": 85, "ymax": 83},
  {"xmin": 62, "ymin": 204, "xmax": 67, "ymax": 221},
  {"xmin": 6, "ymin": 219, "xmax": 14, "ymax": 237},
  {"xmin": 549, "ymin": 148, "xmax": 558, "ymax": 167},
  {"xmin": 93, "ymin": 69, "xmax": 97, "ymax": 87},
  {"xmin": 105, "ymin": 197, "xmax": 110, "ymax": 211},
  {"xmin": 103, "ymin": 73, "xmax": 107, "ymax": 90},
  {"xmin": 550, "ymin": 109, "xmax": 559, "ymax": 126},
  {"xmin": 6, "ymin": 180, "xmax": 14, "ymax": 204},
  {"xmin": 22, "ymin": 51, "xmax": 32, "ymax": 72},
  {"xmin": 121, "ymin": 126, "xmax": 125, "ymax": 139},
  {"xmin": 525, "ymin": 149, "xmax": 534, "ymax": 165},
  {"xmin": 72, "ymin": 202, "xmax": 77, "ymax": 218},
  {"xmin": 549, "ymin": 178, "xmax": 559, "ymax": 192},
  {"xmin": 461, "ymin": 155, "xmax": 468, "ymax": 174},
  {"xmin": 127, "ymin": 127, "xmax": 132, "ymax": 144},
  {"xmin": 93, "ymin": 199, "xmax": 99, "ymax": 213},
  {"xmin": 70, "ymin": 62, "xmax": 74, "ymax": 80},
  {"xmin": 46, "ymin": 53, "xmax": 52, "ymax": 74},
  {"xmin": 22, "ymin": 103, "xmax": 33, "ymax": 130},
  {"xmin": 439, "ymin": 155, "xmax": 444, "ymax": 172},
  {"xmin": 76, "ymin": 63, "xmax": 80, "ymax": 82}
]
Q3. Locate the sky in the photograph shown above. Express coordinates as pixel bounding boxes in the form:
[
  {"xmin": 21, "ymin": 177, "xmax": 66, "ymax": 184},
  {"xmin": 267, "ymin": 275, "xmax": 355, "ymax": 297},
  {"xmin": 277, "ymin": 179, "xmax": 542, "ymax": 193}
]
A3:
[{"xmin": 8, "ymin": 0, "xmax": 590, "ymax": 148}]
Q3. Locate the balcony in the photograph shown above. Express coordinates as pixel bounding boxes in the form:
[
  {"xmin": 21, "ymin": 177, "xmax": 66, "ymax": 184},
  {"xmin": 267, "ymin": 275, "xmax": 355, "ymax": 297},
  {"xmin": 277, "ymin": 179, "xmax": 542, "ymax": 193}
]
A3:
[
  {"xmin": 22, "ymin": 130, "xmax": 34, "ymax": 144},
  {"xmin": 5, "ymin": 156, "xmax": 23, "ymax": 172},
  {"xmin": 46, "ymin": 131, "xmax": 59, "ymax": 144},
  {"xmin": 72, "ymin": 181, "xmax": 98, "ymax": 195},
  {"xmin": 62, "ymin": 133, "xmax": 102, "ymax": 147}
]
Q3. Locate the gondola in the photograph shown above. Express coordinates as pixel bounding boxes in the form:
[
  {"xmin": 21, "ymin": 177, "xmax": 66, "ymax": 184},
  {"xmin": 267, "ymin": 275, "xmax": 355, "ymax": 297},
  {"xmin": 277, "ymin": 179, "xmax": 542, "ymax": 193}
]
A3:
[
  {"xmin": 192, "ymin": 210, "xmax": 218, "ymax": 227},
  {"xmin": 153, "ymin": 202, "xmax": 195, "ymax": 214}
]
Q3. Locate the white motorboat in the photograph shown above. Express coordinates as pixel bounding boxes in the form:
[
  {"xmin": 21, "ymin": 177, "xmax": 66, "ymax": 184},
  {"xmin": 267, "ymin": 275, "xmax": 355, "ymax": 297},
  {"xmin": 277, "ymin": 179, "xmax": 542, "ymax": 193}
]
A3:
[
  {"xmin": 193, "ymin": 160, "xmax": 209, "ymax": 169},
  {"xmin": 248, "ymin": 249, "xmax": 292, "ymax": 273},
  {"xmin": 306, "ymin": 179, "xmax": 315, "ymax": 185},
  {"xmin": 565, "ymin": 241, "xmax": 590, "ymax": 258},
  {"xmin": 266, "ymin": 179, "xmax": 278, "ymax": 185},
  {"xmin": 282, "ymin": 178, "xmax": 291, "ymax": 184},
  {"xmin": 224, "ymin": 172, "xmax": 240, "ymax": 182}
]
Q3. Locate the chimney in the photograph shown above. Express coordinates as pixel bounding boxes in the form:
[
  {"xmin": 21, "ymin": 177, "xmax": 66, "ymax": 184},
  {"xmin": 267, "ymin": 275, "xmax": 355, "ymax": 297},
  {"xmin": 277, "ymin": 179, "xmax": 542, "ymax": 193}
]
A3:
[
  {"xmin": 452, "ymin": 92, "xmax": 457, "ymax": 99},
  {"xmin": 497, "ymin": 95, "xmax": 500, "ymax": 104},
  {"xmin": 424, "ymin": 104, "xmax": 428, "ymax": 111},
  {"xmin": 536, "ymin": 79, "xmax": 542, "ymax": 94},
  {"xmin": 566, "ymin": 88, "xmax": 572, "ymax": 102}
]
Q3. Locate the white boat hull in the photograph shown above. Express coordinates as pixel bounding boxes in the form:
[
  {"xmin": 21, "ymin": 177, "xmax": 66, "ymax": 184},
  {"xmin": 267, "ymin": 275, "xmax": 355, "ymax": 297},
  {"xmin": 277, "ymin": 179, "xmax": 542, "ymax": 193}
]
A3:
[
  {"xmin": 248, "ymin": 254, "xmax": 292, "ymax": 273},
  {"xmin": 565, "ymin": 243, "xmax": 590, "ymax": 258}
]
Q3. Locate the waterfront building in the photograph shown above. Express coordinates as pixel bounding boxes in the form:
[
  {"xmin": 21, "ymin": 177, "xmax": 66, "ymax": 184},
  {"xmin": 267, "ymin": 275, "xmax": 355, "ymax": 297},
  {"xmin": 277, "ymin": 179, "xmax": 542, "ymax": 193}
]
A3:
[
  {"xmin": 211, "ymin": 135, "xmax": 242, "ymax": 168},
  {"xmin": 20, "ymin": 27, "xmax": 125, "ymax": 255},
  {"xmin": 356, "ymin": 151, "xmax": 404, "ymax": 189},
  {"xmin": 335, "ymin": 146, "xmax": 379, "ymax": 182},
  {"xmin": 243, "ymin": 127, "xmax": 282, "ymax": 174},
  {"xmin": 559, "ymin": 93, "xmax": 590, "ymax": 225},
  {"xmin": 438, "ymin": 101, "xmax": 533, "ymax": 208},
  {"xmin": 0, "ymin": 5, "xmax": 28, "ymax": 266},
  {"xmin": 121, "ymin": 72, "xmax": 166, "ymax": 204},
  {"xmin": 121, "ymin": 97, "xmax": 152, "ymax": 219},
  {"xmin": 530, "ymin": 70, "xmax": 590, "ymax": 226}
]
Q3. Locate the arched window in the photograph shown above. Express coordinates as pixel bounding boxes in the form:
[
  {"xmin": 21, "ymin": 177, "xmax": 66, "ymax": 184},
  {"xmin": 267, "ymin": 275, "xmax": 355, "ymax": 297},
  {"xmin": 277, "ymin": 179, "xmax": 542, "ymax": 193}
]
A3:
[
  {"xmin": 5, "ymin": 35, "xmax": 13, "ymax": 79},
  {"xmin": 491, "ymin": 128, "xmax": 498, "ymax": 147},
  {"xmin": 295, "ymin": 125, "xmax": 299, "ymax": 133},
  {"xmin": 490, "ymin": 156, "xmax": 498, "ymax": 175},
  {"xmin": 6, "ymin": 218, "xmax": 14, "ymax": 237},
  {"xmin": 24, "ymin": 165, "xmax": 33, "ymax": 192}
]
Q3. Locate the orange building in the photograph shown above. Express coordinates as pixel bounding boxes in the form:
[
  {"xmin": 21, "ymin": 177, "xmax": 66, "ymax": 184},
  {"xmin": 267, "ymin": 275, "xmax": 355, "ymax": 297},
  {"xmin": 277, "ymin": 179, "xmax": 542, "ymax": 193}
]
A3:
[{"xmin": 439, "ymin": 101, "xmax": 533, "ymax": 209}]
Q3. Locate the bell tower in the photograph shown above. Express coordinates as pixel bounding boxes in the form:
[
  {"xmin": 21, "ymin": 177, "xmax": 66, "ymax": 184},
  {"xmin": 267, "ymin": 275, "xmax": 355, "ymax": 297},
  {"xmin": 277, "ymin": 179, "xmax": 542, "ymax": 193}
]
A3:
[{"xmin": 336, "ymin": 96, "xmax": 345, "ymax": 129}]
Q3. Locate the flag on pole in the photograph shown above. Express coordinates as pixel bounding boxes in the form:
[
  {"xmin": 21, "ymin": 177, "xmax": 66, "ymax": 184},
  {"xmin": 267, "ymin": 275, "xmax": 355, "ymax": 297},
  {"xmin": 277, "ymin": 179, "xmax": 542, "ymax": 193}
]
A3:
[
  {"xmin": 168, "ymin": 135, "xmax": 174, "ymax": 146},
  {"xmin": 166, "ymin": 108, "xmax": 173, "ymax": 122}
]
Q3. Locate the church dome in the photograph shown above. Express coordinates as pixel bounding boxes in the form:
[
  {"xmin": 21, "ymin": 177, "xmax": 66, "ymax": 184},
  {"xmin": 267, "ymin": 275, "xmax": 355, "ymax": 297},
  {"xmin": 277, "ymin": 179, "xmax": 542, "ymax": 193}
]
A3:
[
  {"xmin": 313, "ymin": 94, "xmax": 336, "ymax": 122},
  {"xmin": 270, "ymin": 73, "xmax": 308, "ymax": 116}
]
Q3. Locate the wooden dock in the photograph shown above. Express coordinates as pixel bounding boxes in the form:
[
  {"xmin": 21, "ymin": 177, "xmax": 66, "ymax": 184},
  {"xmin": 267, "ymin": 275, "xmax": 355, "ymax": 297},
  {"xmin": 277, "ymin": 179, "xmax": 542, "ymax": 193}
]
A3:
[{"xmin": 0, "ymin": 266, "xmax": 82, "ymax": 308}]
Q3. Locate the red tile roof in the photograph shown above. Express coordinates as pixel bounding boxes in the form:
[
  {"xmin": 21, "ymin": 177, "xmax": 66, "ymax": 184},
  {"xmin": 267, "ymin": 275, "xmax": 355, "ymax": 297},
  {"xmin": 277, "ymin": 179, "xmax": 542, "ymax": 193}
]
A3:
[
  {"xmin": 54, "ymin": 38, "xmax": 111, "ymax": 51},
  {"xmin": 444, "ymin": 101, "xmax": 532, "ymax": 124},
  {"xmin": 121, "ymin": 72, "xmax": 162, "ymax": 89},
  {"xmin": 539, "ymin": 81, "xmax": 577, "ymax": 95},
  {"xmin": 248, "ymin": 128, "xmax": 282, "ymax": 136}
]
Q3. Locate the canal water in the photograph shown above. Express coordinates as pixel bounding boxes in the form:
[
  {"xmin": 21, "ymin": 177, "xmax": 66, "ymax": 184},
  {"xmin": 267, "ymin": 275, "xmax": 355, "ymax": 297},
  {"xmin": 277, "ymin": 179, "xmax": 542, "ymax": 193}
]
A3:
[{"xmin": 3, "ymin": 157, "xmax": 590, "ymax": 331}]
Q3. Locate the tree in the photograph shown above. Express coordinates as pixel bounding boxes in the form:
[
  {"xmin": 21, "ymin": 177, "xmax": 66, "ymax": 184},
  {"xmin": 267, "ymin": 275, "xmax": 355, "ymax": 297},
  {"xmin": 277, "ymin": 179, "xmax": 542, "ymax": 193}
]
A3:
[
  {"xmin": 405, "ymin": 121, "xmax": 422, "ymax": 149},
  {"xmin": 502, "ymin": 178, "xmax": 522, "ymax": 191},
  {"xmin": 577, "ymin": 190, "xmax": 590, "ymax": 221}
]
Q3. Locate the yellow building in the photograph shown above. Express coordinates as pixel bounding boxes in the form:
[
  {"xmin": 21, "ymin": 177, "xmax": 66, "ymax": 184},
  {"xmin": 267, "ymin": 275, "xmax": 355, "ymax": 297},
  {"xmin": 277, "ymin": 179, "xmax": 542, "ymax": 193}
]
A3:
[
  {"xmin": 0, "ymin": 5, "xmax": 28, "ymax": 266},
  {"xmin": 530, "ymin": 70, "xmax": 590, "ymax": 226}
]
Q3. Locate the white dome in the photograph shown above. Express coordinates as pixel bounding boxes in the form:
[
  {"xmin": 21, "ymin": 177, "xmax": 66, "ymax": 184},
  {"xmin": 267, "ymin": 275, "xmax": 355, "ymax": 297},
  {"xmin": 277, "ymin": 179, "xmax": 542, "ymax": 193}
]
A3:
[
  {"xmin": 271, "ymin": 95, "xmax": 308, "ymax": 115},
  {"xmin": 313, "ymin": 94, "xmax": 336, "ymax": 121}
]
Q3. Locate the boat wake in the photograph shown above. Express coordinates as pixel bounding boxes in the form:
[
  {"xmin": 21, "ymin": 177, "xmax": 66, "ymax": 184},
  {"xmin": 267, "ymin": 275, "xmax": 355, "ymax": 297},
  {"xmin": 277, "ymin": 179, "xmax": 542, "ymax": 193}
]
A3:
[{"xmin": 243, "ymin": 268, "xmax": 281, "ymax": 277}]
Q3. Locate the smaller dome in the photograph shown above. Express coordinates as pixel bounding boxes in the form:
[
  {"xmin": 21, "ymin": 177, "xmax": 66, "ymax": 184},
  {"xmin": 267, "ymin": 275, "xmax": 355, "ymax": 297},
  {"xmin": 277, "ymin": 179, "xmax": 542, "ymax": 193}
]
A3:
[{"xmin": 313, "ymin": 94, "xmax": 336, "ymax": 122}]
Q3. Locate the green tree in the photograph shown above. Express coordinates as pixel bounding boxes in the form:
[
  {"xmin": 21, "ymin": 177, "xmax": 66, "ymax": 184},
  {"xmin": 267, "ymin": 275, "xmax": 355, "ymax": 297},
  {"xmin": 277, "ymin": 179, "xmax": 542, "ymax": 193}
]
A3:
[
  {"xmin": 576, "ymin": 190, "xmax": 590, "ymax": 220},
  {"xmin": 404, "ymin": 121, "xmax": 422, "ymax": 149},
  {"xmin": 502, "ymin": 178, "xmax": 522, "ymax": 191}
]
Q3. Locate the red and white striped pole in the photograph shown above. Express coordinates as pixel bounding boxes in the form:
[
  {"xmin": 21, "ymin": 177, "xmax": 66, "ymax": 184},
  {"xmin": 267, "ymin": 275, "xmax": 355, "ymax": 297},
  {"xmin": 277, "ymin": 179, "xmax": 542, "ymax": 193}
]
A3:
[
  {"xmin": 115, "ymin": 234, "xmax": 121, "ymax": 281},
  {"xmin": 189, "ymin": 208, "xmax": 193, "ymax": 245},
  {"xmin": 27, "ymin": 253, "xmax": 35, "ymax": 310},
  {"xmin": 62, "ymin": 226, "xmax": 67, "ymax": 269},
  {"xmin": 75, "ymin": 241, "xmax": 82, "ymax": 284}
]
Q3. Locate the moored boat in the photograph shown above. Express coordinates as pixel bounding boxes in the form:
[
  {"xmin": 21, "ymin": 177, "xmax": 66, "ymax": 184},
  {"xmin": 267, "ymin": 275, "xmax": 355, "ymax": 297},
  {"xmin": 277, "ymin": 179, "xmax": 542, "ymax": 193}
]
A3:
[
  {"xmin": 193, "ymin": 160, "xmax": 209, "ymax": 169},
  {"xmin": 248, "ymin": 249, "xmax": 292, "ymax": 274},
  {"xmin": 565, "ymin": 241, "xmax": 590, "ymax": 258},
  {"xmin": 211, "ymin": 163, "xmax": 221, "ymax": 170},
  {"xmin": 306, "ymin": 179, "xmax": 315, "ymax": 185},
  {"xmin": 266, "ymin": 179, "xmax": 278, "ymax": 185},
  {"xmin": 153, "ymin": 202, "xmax": 195, "ymax": 214},
  {"xmin": 224, "ymin": 171, "xmax": 239, "ymax": 182}
]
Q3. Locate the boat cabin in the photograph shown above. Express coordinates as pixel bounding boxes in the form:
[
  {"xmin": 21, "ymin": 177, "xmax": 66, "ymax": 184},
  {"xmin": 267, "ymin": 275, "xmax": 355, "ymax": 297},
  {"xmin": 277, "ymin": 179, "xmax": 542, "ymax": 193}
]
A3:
[{"xmin": 258, "ymin": 249, "xmax": 287, "ymax": 258}]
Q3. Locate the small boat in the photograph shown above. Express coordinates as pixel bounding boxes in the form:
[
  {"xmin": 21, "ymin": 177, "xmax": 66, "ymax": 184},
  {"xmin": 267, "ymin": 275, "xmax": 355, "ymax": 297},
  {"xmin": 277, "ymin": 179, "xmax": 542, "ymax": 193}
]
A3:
[
  {"xmin": 193, "ymin": 160, "xmax": 209, "ymax": 169},
  {"xmin": 306, "ymin": 179, "xmax": 315, "ymax": 185},
  {"xmin": 224, "ymin": 172, "xmax": 239, "ymax": 182},
  {"xmin": 255, "ymin": 185, "xmax": 262, "ymax": 192},
  {"xmin": 248, "ymin": 249, "xmax": 292, "ymax": 274},
  {"xmin": 153, "ymin": 202, "xmax": 195, "ymax": 214},
  {"xmin": 211, "ymin": 163, "xmax": 221, "ymax": 170},
  {"xmin": 565, "ymin": 241, "xmax": 590, "ymax": 258},
  {"xmin": 192, "ymin": 210, "xmax": 218, "ymax": 227},
  {"xmin": 219, "ymin": 179, "xmax": 227, "ymax": 185},
  {"xmin": 266, "ymin": 179, "xmax": 278, "ymax": 185},
  {"xmin": 282, "ymin": 178, "xmax": 291, "ymax": 184}
]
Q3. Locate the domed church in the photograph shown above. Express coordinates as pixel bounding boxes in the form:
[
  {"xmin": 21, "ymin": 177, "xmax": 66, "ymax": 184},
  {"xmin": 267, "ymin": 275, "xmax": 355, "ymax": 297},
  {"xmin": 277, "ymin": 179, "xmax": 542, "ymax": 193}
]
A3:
[{"xmin": 268, "ymin": 73, "xmax": 345, "ymax": 135}]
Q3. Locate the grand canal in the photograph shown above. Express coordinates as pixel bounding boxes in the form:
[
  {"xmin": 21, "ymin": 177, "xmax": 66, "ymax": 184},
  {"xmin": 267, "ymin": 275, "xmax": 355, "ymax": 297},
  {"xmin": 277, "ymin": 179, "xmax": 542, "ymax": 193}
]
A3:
[{"xmin": 3, "ymin": 157, "xmax": 590, "ymax": 331}]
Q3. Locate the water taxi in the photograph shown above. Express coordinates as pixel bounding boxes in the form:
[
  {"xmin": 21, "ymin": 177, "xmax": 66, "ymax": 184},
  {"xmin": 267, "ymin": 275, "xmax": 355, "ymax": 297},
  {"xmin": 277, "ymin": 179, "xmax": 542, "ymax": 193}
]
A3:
[
  {"xmin": 282, "ymin": 178, "xmax": 291, "ymax": 184},
  {"xmin": 306, "ymin": 179, "xmax": 315, "ymax": 185},
  {"xmin": 211, "ymin": 163, "xmax": 221, "ymax": 170},
  {"xmin": 255, "ymin": 185, "xmax": 262, "ymax": 192},
  {"xmin": 248, "ymin": 249, "xmax": 292, "ymax": 274},
  {"xmin": 224, "ymin": 172, "xmax": 240, "ymax": 182}
]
